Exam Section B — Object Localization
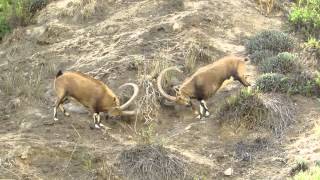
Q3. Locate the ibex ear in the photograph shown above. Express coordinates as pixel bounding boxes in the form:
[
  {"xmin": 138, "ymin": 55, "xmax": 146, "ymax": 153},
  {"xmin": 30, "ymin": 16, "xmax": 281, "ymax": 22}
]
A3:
[{"xmin": 113, "ymin": 97, "xmax": 117, "ymax": 102}]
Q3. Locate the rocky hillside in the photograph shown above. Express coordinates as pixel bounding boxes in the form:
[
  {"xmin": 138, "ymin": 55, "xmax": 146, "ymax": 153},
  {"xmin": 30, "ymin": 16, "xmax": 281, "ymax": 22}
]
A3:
[{"xmin": 0, "ymin": 0, "xmax": 319, "ymax": 179}]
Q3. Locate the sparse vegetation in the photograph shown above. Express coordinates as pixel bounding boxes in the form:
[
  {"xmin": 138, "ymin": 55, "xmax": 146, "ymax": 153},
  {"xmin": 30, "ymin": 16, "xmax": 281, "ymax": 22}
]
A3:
[
  {"xmin": 0, "ymin": 16, "xmax": 10, "ymax": 40},
  {"xmin": 0, "ymin": 0, "xmax": 48, "ymax": 40},
  {"xmin": 0, "ymin": 61, "xmax": 57, "ymax": 103},
  {"xmin": 259, "ymin": 52, "xmax": 299, "ymax": 74},
  {"xmin": 246, "ymin": 29, "xmax": 319, "ymax": 97},
  {"xmin": 293, "ymin": 166, "xmax": 320, "ymax": 180},
  {"xmin": 289, "ymin": 0, "xmax": 320, "ymax": 39},
  {"xmin": 249, "ymin": 49, "xmax": 275, "ymax": 64},
  {"xmin": 218, "ymin": 88, "xmax": 295, "ymax": 135},
  {"xmin": 305, "ymin": 37, "xmax": 320, "ymax": 59},
  {"xmin": 255, "ymin": 72, "xmax": 320, "ymax": 96},
  {"xmin": 255, "ymin": 73, "xmax": 290, "ymax": 93},
  {"xmin": 289, "ymin": 71, "xmax": 320, "ymax": 96},
  {"xmin": 118, "ymin": 144, "xmax": 189, "ymax": 180},
  {"xmin": 184, "ymin": 42, "xmax": 211, "ymax": 73},
  {"xmin": 135, "ymin": 54, "xmax": 171, "ymax": 126},
  {"xmin": 290, "ymin": 159, "xmax": 309, "ymax": 176},
  {"xmin": 245, "ymin": 30, "xmax": 295, "ymax": 54},
  {"xmin": 59, "ymin": 0, "xmax": 103, "ymax": 21}
]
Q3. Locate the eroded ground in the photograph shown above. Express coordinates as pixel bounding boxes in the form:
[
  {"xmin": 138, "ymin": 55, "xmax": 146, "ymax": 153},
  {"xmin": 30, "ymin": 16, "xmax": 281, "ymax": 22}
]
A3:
[{"xmin": 0, "ymin": 0, "xmax": 319, "ymax": 179}]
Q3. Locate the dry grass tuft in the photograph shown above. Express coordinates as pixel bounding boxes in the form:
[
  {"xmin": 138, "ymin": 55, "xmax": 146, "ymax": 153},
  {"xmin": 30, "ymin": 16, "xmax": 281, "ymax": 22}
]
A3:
[
  {"xmin": 235, "ymin": 137, "xmax": 269, "ymax": 161},
  {"xmin": 183, "ymin": 42, "xmax": 211, "ymax": 74},
  {"xmin": 60, "ymin": 0, "xmax": 103, "ymax": 20},
  {"xmin": 218, "ymin": 89, "xmax": 296, "ymax": 136},
  {"xmin": 0, "ymin": 60, "xmax": 57, "ymax": 103},
  {"xmin": 134, "ymin": 53, "xmax": 173, "ymax": 126},
  {"xmin": 255, "ymin": 0, "xmax": 276, "ymax": 15},
  {"xmin": 118, "ymin": 144, "xmax": 189, "ymax": 180}
]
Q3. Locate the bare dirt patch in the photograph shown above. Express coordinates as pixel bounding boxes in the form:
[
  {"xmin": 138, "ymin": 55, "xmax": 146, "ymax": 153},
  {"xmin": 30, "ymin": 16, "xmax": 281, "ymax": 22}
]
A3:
[{"xmin": 1, "ymin": 0, "xmax": 319, "ymax": 179}]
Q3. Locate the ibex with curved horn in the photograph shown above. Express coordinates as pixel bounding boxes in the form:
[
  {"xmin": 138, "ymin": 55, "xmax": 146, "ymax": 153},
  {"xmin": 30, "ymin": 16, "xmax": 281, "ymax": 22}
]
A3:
[
  {"xmin": 53, "ymin": 70, "xmax": 139, "ymax": 129},
  {"xmin": 157, "ymin": 56, "xmax": 251, "ymax": 119}
]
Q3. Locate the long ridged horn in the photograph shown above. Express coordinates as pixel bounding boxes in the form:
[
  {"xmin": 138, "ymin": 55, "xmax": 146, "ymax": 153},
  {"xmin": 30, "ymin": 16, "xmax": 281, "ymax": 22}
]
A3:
[
  {"xmin": 157, "ymin": 66, "xmax": 182, "ymax": 102},
  {"xmin": 119, "ymin": 83, "xmax": 139, "ymax": 111}
]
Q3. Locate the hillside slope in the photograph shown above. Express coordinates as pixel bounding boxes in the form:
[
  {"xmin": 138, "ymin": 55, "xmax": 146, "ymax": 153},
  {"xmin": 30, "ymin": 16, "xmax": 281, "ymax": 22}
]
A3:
[{"xmin": 0, "ymin": 0, "xmax": 319, "ymax": 179}]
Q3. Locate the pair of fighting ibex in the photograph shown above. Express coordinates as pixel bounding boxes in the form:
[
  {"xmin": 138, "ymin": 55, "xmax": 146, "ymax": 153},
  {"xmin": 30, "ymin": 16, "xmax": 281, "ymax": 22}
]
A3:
[{"xmin": 53, "ymin": 56, "xmax": 251, "ymax": 129}]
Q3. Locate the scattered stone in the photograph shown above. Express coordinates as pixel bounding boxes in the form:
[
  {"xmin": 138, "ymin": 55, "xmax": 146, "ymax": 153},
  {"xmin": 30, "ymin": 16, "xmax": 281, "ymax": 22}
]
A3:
[
  {"xmin": 20, "ymin": 146, "xmax": 31, "ymax": 160},
  {"xmin": 173, "ymin": 22, "xmax": 183, "ymax": 31},
  {"xmin": 9, "ymin": 98, "xmax": 21, "ymax": 109},
  {"xmin": 224, "ymin": 167, "xmax": 233, "ymax": 176}
]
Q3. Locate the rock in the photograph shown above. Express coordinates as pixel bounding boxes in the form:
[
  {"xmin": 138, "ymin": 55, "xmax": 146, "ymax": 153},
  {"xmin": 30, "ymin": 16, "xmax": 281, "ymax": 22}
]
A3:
[
  {"xmin": 64, "ymin": 103, "xmax": 88, "ymax": 114},
  {"xmin": 173, "ymin": 22, "xmax": 183, "ymax": 31},
  {"xmin": 224, "ymin": 168, "xmax": 233, "ymax": 176},
  {"xmin": 20, "ymin": 146, "xmax": 31, "ymax": 160},
  {"xmin": 9, "ymin": 98, "xmax": 21, "ymax": 109}
]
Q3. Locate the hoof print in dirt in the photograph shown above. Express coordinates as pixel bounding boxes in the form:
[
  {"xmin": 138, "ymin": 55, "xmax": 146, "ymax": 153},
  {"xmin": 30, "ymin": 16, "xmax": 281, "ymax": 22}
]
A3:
[{"xmin": 43, "ymin": 121, "xmax": 55, "ymax": 126}]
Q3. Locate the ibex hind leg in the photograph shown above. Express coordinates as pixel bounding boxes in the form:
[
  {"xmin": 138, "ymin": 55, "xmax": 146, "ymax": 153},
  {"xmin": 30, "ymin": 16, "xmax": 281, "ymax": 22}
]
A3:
[
  {"xmin": 53, "ymin": 97, "xmax": 65, "ymax": 121},
  {"xmin": 53, "ymin": 89, "xmax": 67, "ymax": 121},
  {"xmin": 59, "ymin": 97, "xmax": 70, "ymax": 117}
]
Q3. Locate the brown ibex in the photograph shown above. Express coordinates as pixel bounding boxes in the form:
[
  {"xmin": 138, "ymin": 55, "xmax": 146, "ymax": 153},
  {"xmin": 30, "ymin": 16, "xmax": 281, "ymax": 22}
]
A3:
[
  {"xmin": 53, "ymin": 70, "xmax": 139, "ymax": 129},
  {"xmin": 157, "ymin": 56, "xmax": 251, "ymax": 119}
]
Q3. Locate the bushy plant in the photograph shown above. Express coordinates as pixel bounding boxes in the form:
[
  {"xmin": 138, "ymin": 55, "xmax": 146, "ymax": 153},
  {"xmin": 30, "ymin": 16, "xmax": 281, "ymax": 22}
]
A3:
[
  {"xmin": 305, "ymin": 37, "xmax": 320, "ymax": 59},
  {"xmin": 316, "ymin": 71, "xmax": 320, "ymax": 86},
  {"xmin": 218, "ymin": 88, "xmax": 296, "ymax": 135},
  {"xmin": 0, "ymin": 16, "xmax": 10, "ymax": 40},
  {"xmin": 289, "ymin": 0, "xmax": 320, "ymax": 38},
  {"xmin": 259, "ymin": 52, "xmax": 299, "ymax": 74},
  {"xmin": 218, "ymin": 88, "xmax": 269, "ymax": 128},
  {"xmin": 249, "ymin": 50, "xmax": 275, "ymax": 64},
  {"xmin": 0, "ymin": 0, "xmax": 48, "ymax": 40},
  {"xmin": 245, "ymin": 30, "xmax": 295, "ymax": 54},
  {"xmin": 255, "ymin": 73, "xmax": 291, "ymax": 93},
  {"xmin": 293, "ymin": 166, "xmax": 320, "ymax": 180},
  {"xmin": 256, "ymin": 72, "xmax": 320, "ymax": 96},
  {"xmin": 289, "ymin": 72, "xmax": 320, "ymax": 96}
]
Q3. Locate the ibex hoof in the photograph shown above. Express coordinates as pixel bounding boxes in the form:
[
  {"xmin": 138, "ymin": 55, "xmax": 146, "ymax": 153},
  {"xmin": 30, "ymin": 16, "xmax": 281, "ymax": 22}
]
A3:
[
  {"xmin": 100, "ymin": 123, "xmax": 112, "ymax": 130},
  {"xmin": 205, "ymin": 111, "xmax": 210, "ymax": 117},
  {"xmin": 94, "ymin": 124, "xmax": 100, "ymax": 129},
  {"xmin": 64, "ymin": 112, "xmax": 70, "ymax": 117},
  {"xmin": 54, "ymin": 117, "xmax": 59, "ymax": 121}
]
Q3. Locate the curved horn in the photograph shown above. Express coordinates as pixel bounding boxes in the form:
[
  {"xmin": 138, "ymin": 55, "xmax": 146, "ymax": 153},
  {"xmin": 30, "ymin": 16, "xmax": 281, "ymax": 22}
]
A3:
[
  {"xmin": 157, "ymin": 66, "xmax": 182, "ymax": 102},
  {"xmin": 119, "ymin": 83, "xmax": 139, "ymax": 110},
  {"xmin": 121, "ymin": 110, "xmax": 137, "ymax": 116}
]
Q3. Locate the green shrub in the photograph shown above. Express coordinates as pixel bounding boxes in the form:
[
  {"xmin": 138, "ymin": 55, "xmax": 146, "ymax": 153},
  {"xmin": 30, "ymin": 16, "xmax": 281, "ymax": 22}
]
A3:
[
  {"xmin": 255, "ymin": 73, "xmax": 291, "ymax": 93},
  {"xmin": 0, "ymin": 0, "xmax": 48, "ymax": 40},
  {"xmin": 289, "ymin": 72, "xmax": 320, "ymax": 96},
  {"xmin": 316, "ymin": 71, "xmax": 320, "ymax": 86},
  {"xmin": 256, "ymin": 72, "xmax": 320, "ymax": 96},
  {"xmin": 218, "ymin": 88, "xmax": 268, "ymax": 129},
  {"xmin": 249, "ymin": 50, "xmax": 275, "ymax": 64},
  {"xmin": 306, "ymin": 37, "xmax": 320, "ymax": 49},
  {"xmin": 0, "ymin": 16, "xmax": 10, "ymax": 40},
  {"xmin": 245, "ymin": 30, "xmax": 295, "ymax": 54},
  {"xmin": 293, "ymin": 166, "xmax": 320, "ymax": 180},
  {"xmin": 289, "ymin": 0, "xmax": 320, "ymax": 39},
  {"xmin": 260, "ymin": 52, "xmax": 299, "ymax": 74},
  {"xmin": 28, "ymin": 0, "xmax": 47, "ymax": 14},
  {"xmin": 305, "ymin": 37, "xmax": 320, "ymax": 59},
  {"xmin": 218, "ymin": 88, "xmax": 295, "ymax": 135}
]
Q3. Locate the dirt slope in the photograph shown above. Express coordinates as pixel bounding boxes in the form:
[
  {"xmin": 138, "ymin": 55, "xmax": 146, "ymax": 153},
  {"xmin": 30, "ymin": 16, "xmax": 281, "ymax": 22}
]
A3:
[{"xmin": 0, "ymin": 0, "xmax": 319, "ymax": 179}]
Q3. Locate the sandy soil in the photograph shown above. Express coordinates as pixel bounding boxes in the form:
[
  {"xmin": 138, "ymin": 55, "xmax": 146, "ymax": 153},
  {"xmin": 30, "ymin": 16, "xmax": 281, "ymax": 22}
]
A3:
[{"xmin": 0, "ymin": 0, "xmax": 319, "ymax": 179}]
